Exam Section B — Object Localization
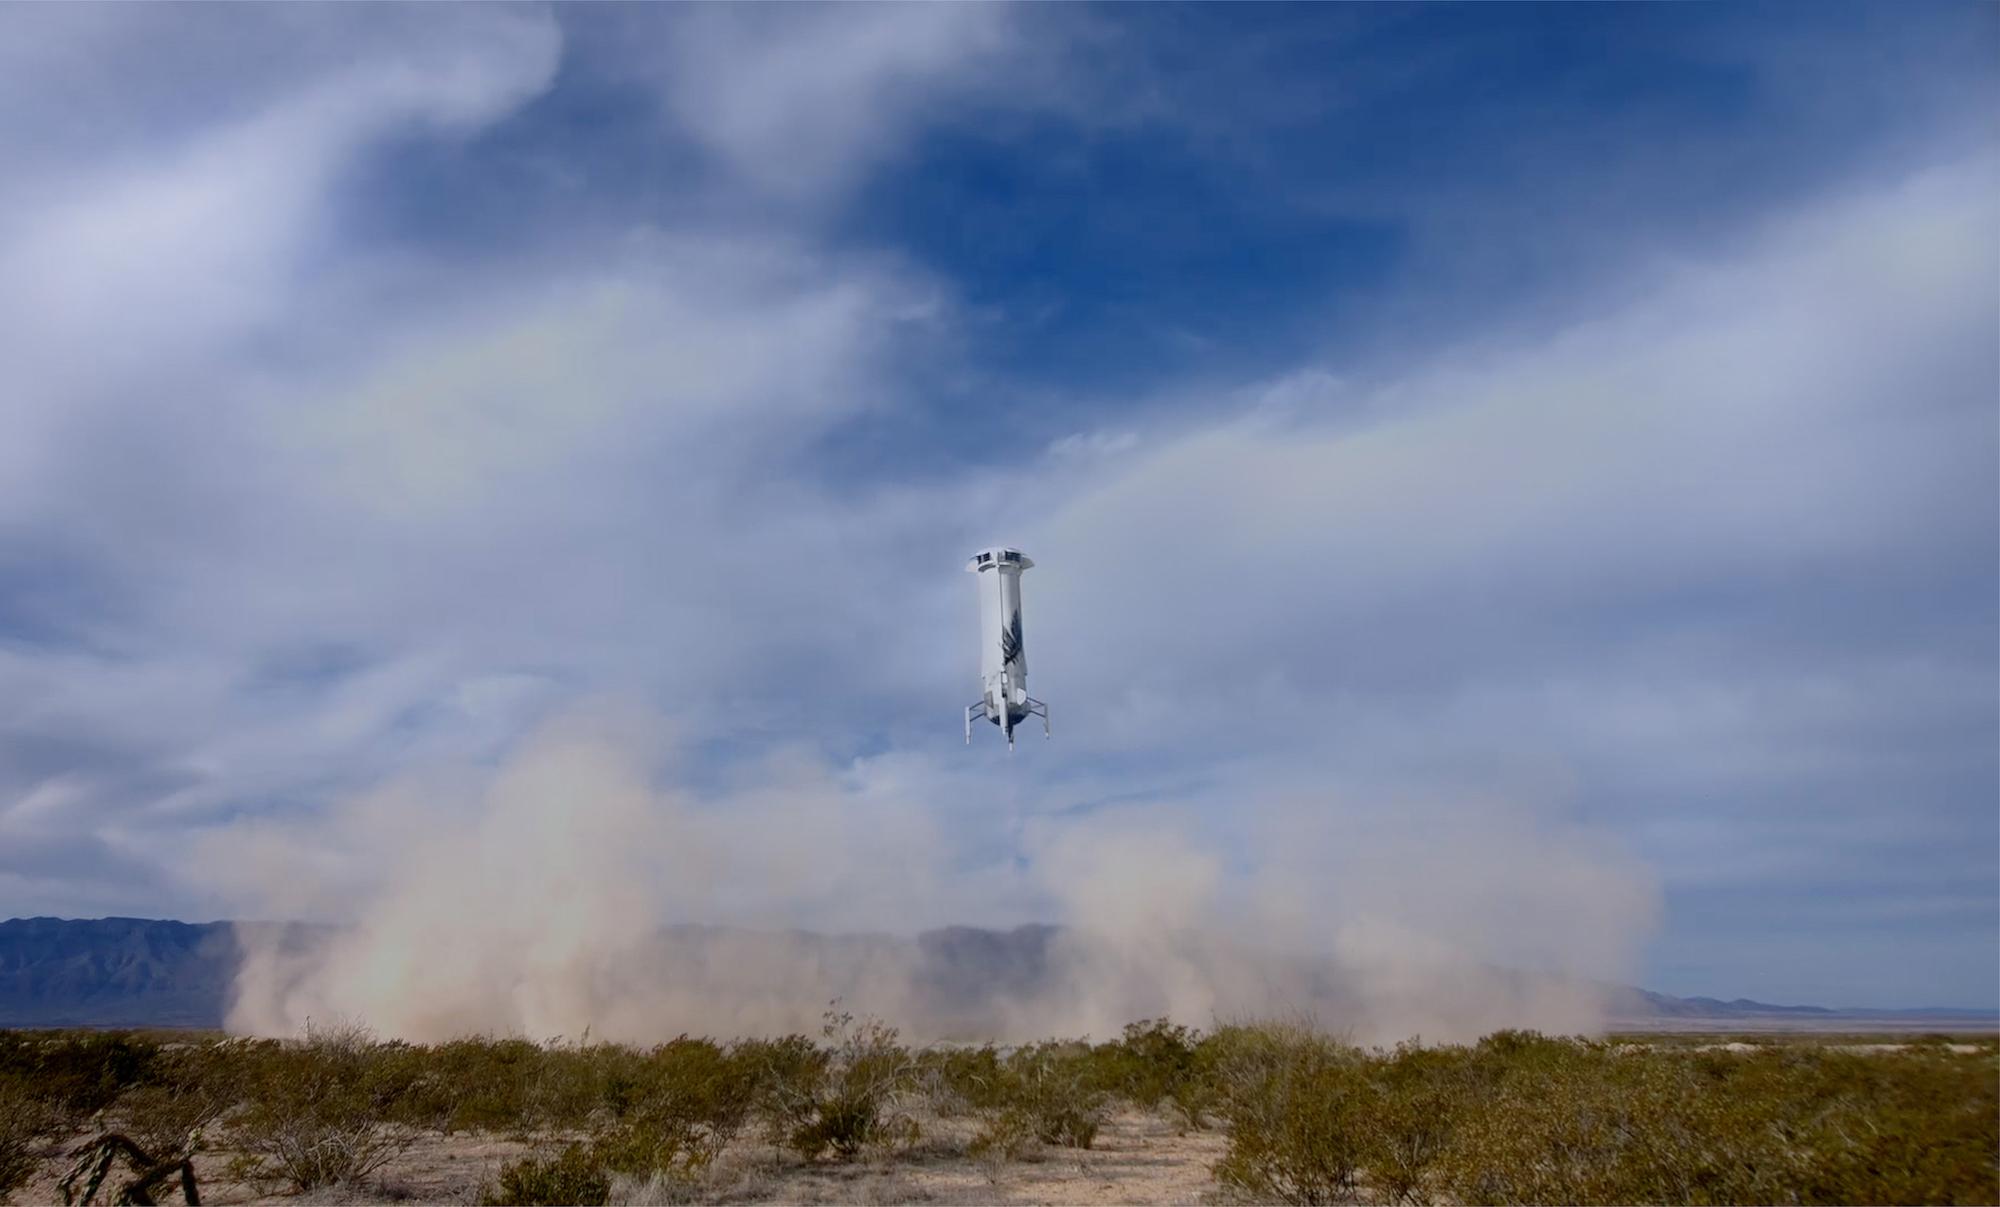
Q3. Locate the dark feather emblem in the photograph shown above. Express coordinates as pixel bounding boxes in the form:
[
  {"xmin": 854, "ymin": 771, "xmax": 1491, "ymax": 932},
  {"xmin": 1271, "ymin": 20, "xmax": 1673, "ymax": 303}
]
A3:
[{"xmin": 1000, "ymin": 611, "xmax": 1023, "ymax": 664}]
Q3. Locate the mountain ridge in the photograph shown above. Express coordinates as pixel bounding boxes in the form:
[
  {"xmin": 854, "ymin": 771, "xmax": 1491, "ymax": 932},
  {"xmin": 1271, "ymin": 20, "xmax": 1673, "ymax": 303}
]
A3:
[{"xmin": 2, "ymin": 916, "xmax": 1991, "ymax": 1031}]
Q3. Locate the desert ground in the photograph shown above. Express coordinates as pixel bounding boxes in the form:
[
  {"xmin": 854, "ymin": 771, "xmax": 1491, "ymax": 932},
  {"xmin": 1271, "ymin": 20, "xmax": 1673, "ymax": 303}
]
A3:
[
  {"xmin": 20, "ymin": 1108, "xmax": 1228, "ymax": 1206},
  {"xmin": 5, "ymin": 1024, "xmax": 1996, "ymax": 1206}
]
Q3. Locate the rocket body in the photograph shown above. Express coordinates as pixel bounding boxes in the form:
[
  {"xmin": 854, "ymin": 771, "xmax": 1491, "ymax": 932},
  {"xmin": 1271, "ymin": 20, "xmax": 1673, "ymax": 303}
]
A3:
[
  {"xmin": 966, "ymin": 547, "xmax": 1048, "ymax": 747},
  {"xmin": 974, "ymin": 548, "xmax": 1031, "ymax": 723}
]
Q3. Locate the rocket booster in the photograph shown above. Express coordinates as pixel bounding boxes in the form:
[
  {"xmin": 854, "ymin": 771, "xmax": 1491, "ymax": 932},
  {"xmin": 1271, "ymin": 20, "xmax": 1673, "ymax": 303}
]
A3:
[{"xmin": 965, "ymin": 547, "xmax": 1048, "ymax": 749}]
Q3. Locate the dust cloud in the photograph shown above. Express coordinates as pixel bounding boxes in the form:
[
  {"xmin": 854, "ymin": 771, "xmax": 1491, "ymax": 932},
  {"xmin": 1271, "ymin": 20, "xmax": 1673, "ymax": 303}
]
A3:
[{"xmin": 213, "ymin": 705, "xmax": 1658, "ymax": 1045}]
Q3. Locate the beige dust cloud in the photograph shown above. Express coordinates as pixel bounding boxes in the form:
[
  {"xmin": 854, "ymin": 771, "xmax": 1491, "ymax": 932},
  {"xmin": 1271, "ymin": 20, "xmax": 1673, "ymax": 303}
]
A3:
[{"xmin": 214, "ymin": 704, "xmax": 1657, "ymax": 1045}]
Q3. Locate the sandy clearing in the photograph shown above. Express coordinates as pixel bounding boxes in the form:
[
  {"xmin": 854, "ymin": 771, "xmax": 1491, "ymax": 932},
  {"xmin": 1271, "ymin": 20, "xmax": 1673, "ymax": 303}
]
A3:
[{"xmin": 18, "ymin": 1109, "xmax": 1231, "ymax": 1206}]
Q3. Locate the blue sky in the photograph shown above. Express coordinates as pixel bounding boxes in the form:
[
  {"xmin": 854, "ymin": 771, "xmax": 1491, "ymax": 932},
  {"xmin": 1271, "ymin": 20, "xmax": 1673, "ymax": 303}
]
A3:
[{"xmin": 0, "ymin": 3, "xmax": 1994, "ymax": 1012}]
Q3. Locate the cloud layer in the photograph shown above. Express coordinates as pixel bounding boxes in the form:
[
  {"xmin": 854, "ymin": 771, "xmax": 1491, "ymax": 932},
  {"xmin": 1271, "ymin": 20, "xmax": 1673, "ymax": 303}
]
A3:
[{"xmin": 0, "ymin": 5, "xmax": 1992, "ymax": 1017}]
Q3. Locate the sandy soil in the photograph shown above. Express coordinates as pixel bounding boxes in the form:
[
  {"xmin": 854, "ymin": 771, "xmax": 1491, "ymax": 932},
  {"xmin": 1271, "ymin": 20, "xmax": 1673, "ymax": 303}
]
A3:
[
  {"xmin": 20, "ymin": 1129, "xmax": 528, "ymax": 1206},
  {"xmin": 776, "ymin": 1111, "xmax": 1232, "ymax": 1206},
  {"xmin": 1613, "ymin": 1039, "xmax": 1993, "ymax": 1056},
  {"xmin": 17, "ymin": 1109, "xmax": 1231, "ymax": 1206}
]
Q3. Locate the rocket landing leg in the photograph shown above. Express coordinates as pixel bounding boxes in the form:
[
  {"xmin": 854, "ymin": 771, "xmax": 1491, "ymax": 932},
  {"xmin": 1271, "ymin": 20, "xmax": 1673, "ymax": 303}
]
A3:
[{"xmin": 966, "ymin": 692, "xmax": 1048, "ymax": 748}]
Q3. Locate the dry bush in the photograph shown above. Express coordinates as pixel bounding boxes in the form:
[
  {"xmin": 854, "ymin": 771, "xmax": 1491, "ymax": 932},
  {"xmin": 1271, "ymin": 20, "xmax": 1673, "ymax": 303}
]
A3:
[
  {"xmin": 961, "ymin": 1039, "xmax": 1108, "ymax": 1157},
  {"xmin": 7, "ymin": 1017, "xmax": 1991, "ymax": 1205},
  {"xmin": 909, "ymin": 1044, "xmax": 1005, "ymax": 1118},
  {"xmin": 588, "ymin": 1121, "xmax": 704, "ymax": 1184},
  {"xmin": 484, "ymin": 1143, "xmax": 610, "ymax": 1206},
  {"xmin": 754, "ymin": 1010, "xmax": 918, "ymax": 1162},
  {"xmin": 0, "ymin": 1031, "xmax": 162, "ymax": 1120},
  {"xmin": 328, "ymin": 1029, "xmax": 792, "ymax": 1175},
  {"xmin": 991, "ymin": 1042, "xmax": 1109, "ymax": 1149},
  {"xmin": 110, "ymin": 1083, "xmax": 225, "ymax": 1169},
  {"xmin": 0, "ymin": 1073, "xmax": 62, "ymax": 1198},
  {"xmin": 606, "ymin": 1158, "xmax": 787, "ymax": 1207},
  {"xmin": 111, "ymin": 1039, "xmax": 256, "ymax": 1160},
  {"xmin": 967, "ymin": 1103, "xmax": 1040, "ymax": 1164},
  {"xmin": 0, "ymin": 1030, "xmax": 182, "ymax": 1199},
  {"xmin": 227, "ymin": 1019, "xmax": 418, "ymax": 1191},
  {"xmin": 606, "ymin": 1166, "xmax": 708, "ymax": 1206}
]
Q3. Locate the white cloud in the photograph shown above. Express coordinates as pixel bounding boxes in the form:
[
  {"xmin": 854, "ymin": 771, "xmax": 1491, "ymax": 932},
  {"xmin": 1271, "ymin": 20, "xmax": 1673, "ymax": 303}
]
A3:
[
  {"xmin": 606, "ymin": 4, "xmax": 1016, "ymax": 202},
  {"xmin": 0, "ymin": 8, "xmax": 562, "ymax": 529},
  {"xmin": 1021, "ymin": 156, "xmax": 1995, "ymax": 731}
]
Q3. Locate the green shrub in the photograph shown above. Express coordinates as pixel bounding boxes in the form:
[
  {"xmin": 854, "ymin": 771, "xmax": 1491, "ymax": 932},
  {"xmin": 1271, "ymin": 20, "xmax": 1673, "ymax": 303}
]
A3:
[
  {"xmin": 1763, "ymin": 1046, "xmax": 2000, "ymax": 1206},
  {"xmin": 1362, "ymin": 1041, "xmax": 1462, "ymax": 1206},
  {"xmin": 402, "ymin": 1036, "xmax": 541, "ymax": 1133},
  {"xmin": 1435, "ymin": 1042, "xmax": 1645, "ymax": 1205},
  {"xmin": 585, "ymin": 1041, "xmax": 760, "ymax": 1183},
  {"xmin": 4, "ymin": 1017, "xmax": 1992, "ymax": 1204},
  {"xmin": 1211, "ymin": 1024, "xmax": 1377, "ymax": 1205},
  {"xmin": 1429, "ymin": 1038, "xmax": 2000, "ymax": 1206},
  {"xmin": 1102, "ymin": 1018, "xmax": 1201, "ymax": 1110},
  {"xmin": 484, "ymin": 1143, "xmax": 610, "ymax": 1206},
  {"xmin": 635, "ymin": 1039, "xmax": 759, "ymax": 1161},
  {"xmin": 993, "ymin": 1043, "xmax": 1108, "ymax": 1149},
  {"xmin": 967, "ymin": 1105, "xmax": 1039, "ymax": 1163},
  {"xmin": 0, "ymin": 1031, "xmax": 162, "ymax": 1117}
]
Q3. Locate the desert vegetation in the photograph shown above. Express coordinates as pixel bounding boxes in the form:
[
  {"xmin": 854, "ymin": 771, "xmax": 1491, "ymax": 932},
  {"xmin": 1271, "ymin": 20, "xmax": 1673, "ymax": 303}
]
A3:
[{"xmin": 0, "ymin": 1016, "xmax": 1993, "ymax": 1204}]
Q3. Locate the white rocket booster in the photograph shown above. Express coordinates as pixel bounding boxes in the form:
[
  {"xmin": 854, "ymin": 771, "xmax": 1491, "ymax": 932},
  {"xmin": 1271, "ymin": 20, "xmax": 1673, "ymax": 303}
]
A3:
[{"xmin": 965, "ymin": 547, "xmax": 1049, "ymax": 749}]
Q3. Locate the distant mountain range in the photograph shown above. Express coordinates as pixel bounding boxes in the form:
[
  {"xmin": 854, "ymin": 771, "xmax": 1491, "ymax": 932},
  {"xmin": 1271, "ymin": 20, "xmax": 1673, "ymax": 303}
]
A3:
[
  {"xmin": 0, "ymin": 916, "xmax": 237, "ymax": 1028},
  {"xmin": 2, "ymin": 916, "xmax": 1992, "ymax": 1032}
]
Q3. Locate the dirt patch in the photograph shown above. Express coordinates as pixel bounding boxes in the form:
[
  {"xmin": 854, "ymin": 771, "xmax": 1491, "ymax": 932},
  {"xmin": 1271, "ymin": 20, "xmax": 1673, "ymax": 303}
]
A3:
[
  {"xmin": 20, "ymin": 1130, "xmax": 539, "ymax": 1206},
  {"xmin": 20, "ymin": 1111, "xmax": 1226, "ymax": 1206},
  {"xmin": 886, "ymin": 1110, "xmax": 1226, "ymax": 1206}
]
